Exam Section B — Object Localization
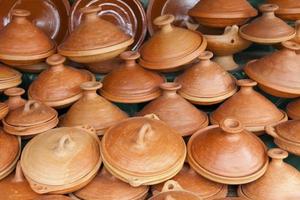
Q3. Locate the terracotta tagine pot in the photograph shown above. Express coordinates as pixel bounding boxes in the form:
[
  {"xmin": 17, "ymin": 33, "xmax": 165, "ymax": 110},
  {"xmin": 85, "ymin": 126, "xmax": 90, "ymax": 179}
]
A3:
[
  {"xmin": 4, "ymin": 87, "xmax": 26, "ymax": 110},
  {"xmin": 152, "ymin": 163, "xmax": 227, "ymax": 200},
  {"xmin": 0, "ymin": 129, "xmax": 21, "ymax": 180},
  {"xmin": 0, "ymin": 162, "xmax": 41, "ymax": 200},
  {"xmin": 204, "ymin": 25, "xmax": 251, "ymax": 71},
  {"xmin": 238, "ymin": 148, "xmax": 300, "ymax": 200},
  {"xmin": 58, "ymin": 5, "xmax": 133, "ymax": 64},
  {"xmin": 0, "ymin": 9, "xmax": 55, "ymax": 68},
  {"xmin": 34, "ymin": 195, "xmax": 72, "ymax": 200},
  {"xmin": 188, "ymin": 0, "xmax": 257, "ymax": 28},
  {"xmin": 210, "ymin": 79, "xmax": 288, "ymax": 134},
  {"xmin": 149, "ymin": 180, "xmax": 201, "ymax": 200},
  {"xmin": 266, "ymin": 120, "xmax": 300, "ymax": 156},
  {"xmin": 0, "ymin": 64, "xmax": 22, "ymax": 91},
  {"xmin": 244, "ymin": 41, "xmax": 300, "ymax": 98},
  {"xmin": 3, "ymin": 100, "xmax": 59, "ymax": 137},
  {"xmin": 21, "ymin": 126, "xmax": 102, "ymax": 194},
  {"xmin": 138, "ymin": 82, "xmax": 208, "ymax": 136},
  {"xmin": 139, "ymin": 14, "xmax": 207, "ymax": 72},
  {"xmin": 266, "ymin": 0, "xmax": 300, "ymax": 20},
  {"xmin": 188, "ymin": 118, "xmax": 268, "ymax": 184},
  {"xmin": 287, "ymin": 99, "xmax": 300, "ymax": 120},
  {"xmin": 71, "ymin": 167, "xmax": 149, "ymax": 200},
  {"xmin": 101, "ymin": 115, "xmax": 186, "ymax": 187},
  {"xmin": 0, "ymin": 102, "xmax": 9, "ymax": 120},
  {"xmin": 175, "ymin": 51, "xmax": 237, "ymax": 105},
  {"xmin": 28, "ymin": 54, "xmax": 95, "ymax": 108},
  {"xmin": 239, "ymin": 4, "xmax": 296, "ymax": 44},
  {"xmin": 100, "ymin": 51, "xmax": 165, "ymax": 103},
  {"xmin": 60, "ymin": 81, "xmax": 128, "ymax": 135}
]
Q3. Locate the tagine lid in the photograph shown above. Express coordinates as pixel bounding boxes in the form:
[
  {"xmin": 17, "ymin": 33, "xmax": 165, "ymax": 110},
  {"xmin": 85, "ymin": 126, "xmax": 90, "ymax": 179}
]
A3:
[
  {"xmin": 0, "ymin": 103, "xmax": 9, "ymax": 119},
  {"xmin": 267, "ymin": 0, "xmax": 300, "ymax": 13},
  {"xmin": 272, "ymin": 120, "xmax": 300, "ymax": 143},
  {"xmin": 0, "ymin": 64, "xmax": 22, "ymax": 81},
  {"xmin": 240, "ymin": 4, "xmax": 296, "ymax": 42},
  {"xmin": 61, "ymin": 82, "xmax": 128, "ymax": 132},
  {"xmin": 28, "ymin": 54, "xmax": 94, "ymax": 102},
  {"xmin": 0, "ymin": 129, "xmax": 20, "ymax": 172},
  {"xmin": 188, "ymin": 0, "xmax": 257, "ymax": 18},
  {"xmin": 74, "ymin": 167, "xmax": 149, "ymax": 200},
  {"xmin": 211, "ymin": 79, "xmax": 286, "ymax": 128},
  {"xmin": 0, "ymin": 9, "xmax": 55, "ymax": 57},
  {"xmin": 188, "ymin": 118, "xmax": 268, "ymax": 179},
  {"xmin": 239, "ymin": 148, "xmax": 300, "ymax": 199},
  {"xmin": 34, "ymin": 195, "xmax": 72, "ymax": 200},
  {"xmin": 21, "ymin": 126, "xmax": 101, "ymax": 186},
  {"xmin": 175, "ymin": 51, "xmax": 237, "ymax": 98},
  {"xmin": 59, "ymin": 6, "xmax": 133, "ymax": 53},
  {"xmin": 287, "ymin": 99, "xmax": 300, "ymax": 120},
  {"xmin": 100, "ymin": 51, "xmax": 165, "ymax": 102},
  {"xmin": 4, "ymin": 100, "xmax": 57, "ymax": 127}
]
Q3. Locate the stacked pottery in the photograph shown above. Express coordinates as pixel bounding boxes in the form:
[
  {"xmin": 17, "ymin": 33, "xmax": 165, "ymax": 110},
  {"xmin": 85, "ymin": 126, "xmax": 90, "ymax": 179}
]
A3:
[
  {"xmin": 210, "ymin": 79, "xmax": 288, "ymax": 134},
  {"xmin": 188, "ymin": 118, "xmax": 268, "ymax": 184},
  {"xmin": 0, "ymin": 65, "xmax": 22, "ymax": 91},
  {"xmin": 138, "ymin": 82, "xmax": 208, "ymax": 137},
  {"xmin": 239, "ymin": 4, "xmax": 296, "ymax": 44},
  {"xmin": 266, "ymin": 120, "xmax": 300, "ymax": 156},
  {"xmin": 152, "ymin": 164, "xmax": 227, "ymax": 200},
  {"xmin": 267, "ymin": 0, "xmax": 300, "ymax": 20},
  {"xmin": 21, "ymin": 126, "xmax": 102, "ymax": 194},
  {"xmin": 139, "ymin": 14, "xmax": 207, "ymax": 72},
  {"xmin": 4, "ymin": 87, "xmax": 26, "ymax": 110},
  {"xmin": 188, "ymin": 0, "xmax": 257, "ymax": 27},
  {"xmin": 2, "ymin": 100, "xmax": 59, "ymax": 137},
  {"xmin": 100, "ymin": 51, "xmax": 165, "ymax": 103},
  {"xmin": 287, "ymin": 99, "xmax": 300, "ymax": 120},
  {"xmin": 175, "ymin": 51, "xmax": 237, "ymax": 105},
  {"xmin": 238, "ymin": 148, "xmax": 300, "ymax": 200},
  {"xmin": 0, "ymin": 9, "xmax": 55, "ymax": 72},
  {"xmin": 244, "ymin": 41, "xmax": 300, "ymax": 98},
  {"xmin": 0, "ymin": 129, "xmax": 21, "ymax": 180},
  {"xmin": 71, "ymin": 167, "xmax": 149, "ymax": 200},
  {"xmin": 0, "ymin": 102, "xmax": 9, "ymax": 120},
  {"xmin": 101, "ymin": 115, "xmax": 186, "ymax": 187},
  {"xmin": 28, "ymin": 54, "xmax": 95, "ymax": 108},
  {"xmin": 60, "ymin": 81, "xmax": 128, "ymax": 135}
]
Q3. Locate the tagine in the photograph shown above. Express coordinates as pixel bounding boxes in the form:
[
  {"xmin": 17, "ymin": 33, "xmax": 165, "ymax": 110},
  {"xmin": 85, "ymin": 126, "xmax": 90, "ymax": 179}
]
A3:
[
  {"xmin": 0, "ymin": 64, "xmax": 22, "ymax": 91},
  {"xmin": 266, "ymin": 0, "xmax": 300, "ymax": 20},
  {"xmin": 287, "ymin": 99, "xmax": 300, "ymax": 120}
]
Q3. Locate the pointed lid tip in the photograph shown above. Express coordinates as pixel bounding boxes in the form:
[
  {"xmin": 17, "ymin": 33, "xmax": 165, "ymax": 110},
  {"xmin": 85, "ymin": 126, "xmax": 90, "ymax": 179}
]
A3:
[
  {"xmin": 199, "ymin": 51, "xmax": 213, "ymax": 60},
  {"xmin": 259, "ymin": 4, "xmax": 279, "ymax": 12},
  {"xmin": 80, "ymin": 81, "xmax": 103, "ymax": 91},
  {"xmin": 12, "ymin": 9, "xmax": 31, "ymax": 17},
  {"xmin": 154, "ymin": 14, "xmax": 175, "ymax": 26},
  {"xmin": 220, "ymin": 118, "xmax": 244, "ymax": 133},
  {"xmin": 268, "ymin": 148, "xmax": 288, "ymax": 160},
  {"xmin": 46, "ymin": 54, "xmax": 66, "ymax": 66},
  {"xmin": 237, "ymin": 79, "xmax": 257, "ymax": 87},
  {"xmin": 80, "ymin": 5, "xmax": 102, "ymax": 14},
  {"xmin": 120, "ymin": 51, "xmax": 140, "ymax": 61},
  {"xmin": 4, "ymin": 87, "xmax": 25, "ymax": 96},
  {"xmin": 160, "ymin": 82, "xmax": 182, "ymax": 91}
]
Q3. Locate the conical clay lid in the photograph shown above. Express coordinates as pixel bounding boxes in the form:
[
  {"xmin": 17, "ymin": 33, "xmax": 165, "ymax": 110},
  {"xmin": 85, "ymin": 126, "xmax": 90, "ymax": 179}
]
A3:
[
  {"xmin": 61, "ymin": 82, "xmax": 128, "ymax": 135},
  {"xmin": 240, "ymin": 4, "xmax": 296, "ymax": 44},
  {"xmin": 100, "ymin": 51, "xmax": 165, "ymax": 103},
  {"xmin": 211, "ymin": 79, "xmax": 287, "ymax": 132},
  {"xmin": 0, "ymin": 65, "xmax": 22, "ymax": 81},
  {"xmin": 0, "ymin": 103, "xmax": 9, "ymax": 120},
  {"xmin": 138, "ymin": 82, "xmax": 208, "ymax": 136},
  {"xmin": 272, "ymin": 120, "xmax": 300, "ymax": 143},
  {"xmin": 267, "ymin": 0, "xmax": 300, "ymax": 20},
  {"xmin": 287, "ymin": 99, "xmax": 300, "ymax": 120},
  {"xmin": 239, "ymin": 148, "xmax": 300, "ymax": 200}
]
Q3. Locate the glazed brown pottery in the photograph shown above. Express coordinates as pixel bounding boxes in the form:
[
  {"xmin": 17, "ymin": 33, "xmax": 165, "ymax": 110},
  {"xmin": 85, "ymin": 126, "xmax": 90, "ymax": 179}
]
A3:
[
  {"xmin": 244, "ymin": 41, "xmax": 300, "ymax": 98},
  {"xmin": 139, "ymin": 14, "xmax": 207, "ymax": 72},
  {"xmin": 0, "ymin": 162, "xmax": 41, "ymax": 200},
  {"xmin": 0, "ymin": 102, "xmax": 9, "ymax": 120},
  {"xmin": 28, "ymin": 54, "xmax": 95, "ymax": 108},
  {"xmin": 287, "ymin": 99, "xmax": 300, "ymax": 120},
  {"xmin": 240, "ymin": 4, "xmax": 296, "ymax": 44},
  {"xmin": 101, "ymin": 115, "xmax": 186, "ymax": 187},
  {"xmin": 72, "ymin": 167, "xmax": 149, "ymax": 200},
  {"xmin": 188, "ymin": 0, "xmax": 257, "ymax": 28},
  {"xmin": 0, "ymin": 9, "xmax": 55, "ymax": 67},
  {"xmin": 138, "ymin": 82, "xmax": 208, "ymax": 136},
  {"xmin": 266, "ymin": 120, "xmax": 300, "ymax": 156},
  {"xmin": 175, "ymin": 51, "xmax": 237, "ymax": 105},
  {"xmin": 21, "ymin": 126, "xmax": 102, "ymax": 194},
  {"xmin": 4, "ymin": 87, "xmax": 26, "ymax": 110},
  {"xmin": 34, "ymin": 195, "xmax": 72, "ymax": 200},
  {"xmin": 188, "ymin": 118, "xmax": 268, "ymax": 184},
  {"xmin": 59, "ymin": 5, "xmax": 134, "ymax": 64},
  {"xmin": 60, "ymin": 81, "xmax": 128, "ymax": 135},
  {"xmin": 149, "ymin": 180, "xmax": 201, "ymax": 200},
  {"xmin": 239, "ymin": 148, "xmax": 300, "ymax": 200},
  {"xmin": 266, "ymin": 0, "xmax": 300, "ymax": 20},
  {"xmin": 0, "ymin": 0, "xmax": 70, "ymax": 44},
  {"xmin": 210, "ymin": 79, "xmax": 288, "ymax": 134},
  {"xmin": 152, "ymin": 164, "xmax": 227, "ymax": 200},
  {"xmin": 0, "ymin": 64, "xmax": 22, "ymax": 91},
  {"xmin": 100, "ymin": 51, "xmax": 165, "ymax": 103}
]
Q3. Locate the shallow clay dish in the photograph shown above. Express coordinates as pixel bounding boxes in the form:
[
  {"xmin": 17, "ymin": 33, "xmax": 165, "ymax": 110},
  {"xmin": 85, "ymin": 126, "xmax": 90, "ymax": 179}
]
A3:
[
  {"xmin": 267, "ymin": 0, "xmax": 300, "ymax": 20},
  {"xmin": 240, "ymin": 4, "xmax": 296, "ymax": 44},
  {"xmin": 0, "ymin": 0, "xmax": 70, "ymax": 44},
  {"xmin": 238, "ymin": 148, "xmax": 300, "ymax": 200},
  {"xmin": 287, "ymin": 99, "xmax": 300, "ymax": 120},
  {"xmin": 0, "ymin": 64, "xmax": 22, "ymax": 91},
  {"xmin": 188, "ymin": 118, "xmax": 268, "ymax": 184},
  {"xmin": 4, "ymin": 87, "xmax": 26, "ymax": 110}
]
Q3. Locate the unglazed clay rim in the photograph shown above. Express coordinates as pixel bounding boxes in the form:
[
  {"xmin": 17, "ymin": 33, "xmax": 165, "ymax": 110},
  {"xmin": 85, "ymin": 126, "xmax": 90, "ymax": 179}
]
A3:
[
  {"xmin": 12, "ymin": 62, "xmax": 48, "ymax": 73},
  {"xmin": 286, "ymin": 103, "xmax": 300, "ymax": 120},
  {"xmin": 0, "ymin": 68, "xmax": 22, "ymax": 81},
  {"xmin": 239, "ymin": 24, "xmax": 296, "ymax": 44},
  {"xmin": 188, "ymin": 9, "xmax": 257, "ymax": 19},
  {"xmin": 69, "ymin": 190, "xmax": 149, "ymax": 200},
  {"xmin": 237, "ymin": 185, "xmax": 258, "ymax": 200}
]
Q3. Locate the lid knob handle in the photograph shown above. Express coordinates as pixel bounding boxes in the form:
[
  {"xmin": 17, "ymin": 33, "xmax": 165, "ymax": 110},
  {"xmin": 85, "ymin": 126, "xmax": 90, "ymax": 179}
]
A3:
[
  {"xmin": 259, "ymin": 4, "xmax": 279, "ymax": 13},
  {"xmin": 162, "ymin": 180, "xmax": 183, "ymax": 192},
  {"xmin": 160, "ymin": 82, "xmax": 181, "ymax": 96},
  {"xmin": 220, "ymin": 118, "xmax": 244, "ymax": 134},
  {"xmin": 154, "ymin": 15, "xmax": 175, "ymax": 33},
  {"xmin": 23, "ymin": 100, "xmax": 40, "ymax": 112},
  {"xmin": 136, "ymin": 123, "xmax": 153, "ymax": 148},
  {"xmin": 80, "ymin": 81, "xmax": 102, "ymax": 91},
  {"xmin": 120, "ymin": 51, "xmax": 140, "ymax": 66},
  {"xmin": 54, "ymin": 135, "xmax": 75, "ymax": 156},
  {"xmin": 46, "ymin": 54, "xmax": 66, "ymax": 66},
  {"xmin": 268, "ymin": 148, "xmax": 288, "ymax": 160},
  {"xmin": 198, "ymin": 51, "xmax": 213, "ymax": 60},
  {"xmin": 4, "ymin": 87, "xmax": 25, "ymax": 97}
]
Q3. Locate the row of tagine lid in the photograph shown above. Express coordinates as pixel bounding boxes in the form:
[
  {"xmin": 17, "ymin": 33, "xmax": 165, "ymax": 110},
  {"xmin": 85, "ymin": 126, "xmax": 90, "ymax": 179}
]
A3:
[
  {"xmin": 1, "ymin": 0, "xmax": 300, "ymax": 73},
  {"xmin": 0, "ymin": 114, "xmax": 300, "ymax": 199}
]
